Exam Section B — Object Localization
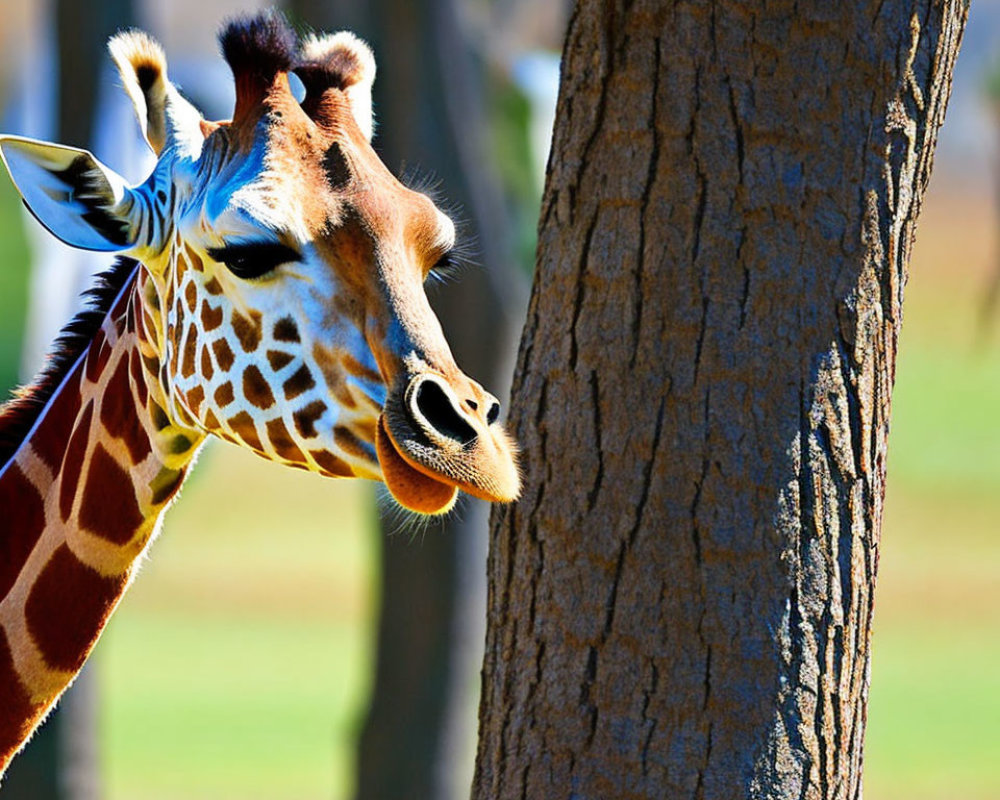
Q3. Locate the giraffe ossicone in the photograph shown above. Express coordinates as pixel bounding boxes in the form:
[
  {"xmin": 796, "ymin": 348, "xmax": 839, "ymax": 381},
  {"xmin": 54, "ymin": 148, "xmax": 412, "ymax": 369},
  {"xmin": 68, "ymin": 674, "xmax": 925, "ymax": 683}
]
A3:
[{"xmin": 0, "ymin": 11, "xmax": 518, "ymax": 775}]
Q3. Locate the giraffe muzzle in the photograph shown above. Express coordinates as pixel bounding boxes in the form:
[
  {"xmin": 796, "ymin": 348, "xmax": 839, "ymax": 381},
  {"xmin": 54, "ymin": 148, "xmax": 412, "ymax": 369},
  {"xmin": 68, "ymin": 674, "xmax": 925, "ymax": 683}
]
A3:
[{"xmin": 373, "ymin": 373, "xmax": 520, "ymax": 514}]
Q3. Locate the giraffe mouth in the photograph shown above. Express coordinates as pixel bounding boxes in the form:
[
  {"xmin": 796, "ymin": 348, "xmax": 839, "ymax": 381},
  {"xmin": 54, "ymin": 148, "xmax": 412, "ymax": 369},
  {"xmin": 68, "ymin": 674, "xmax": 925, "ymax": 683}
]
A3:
[{"xmin": 375, "ymin": 413, "xmax": 459, "ymax": 515}]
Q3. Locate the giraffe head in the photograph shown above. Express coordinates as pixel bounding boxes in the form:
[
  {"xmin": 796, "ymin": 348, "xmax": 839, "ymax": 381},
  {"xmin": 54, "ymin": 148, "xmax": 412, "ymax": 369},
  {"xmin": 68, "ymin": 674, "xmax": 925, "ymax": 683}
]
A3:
[{"xmin": 0, "ymin": 13, "xmax": 519, "ymax": 515}]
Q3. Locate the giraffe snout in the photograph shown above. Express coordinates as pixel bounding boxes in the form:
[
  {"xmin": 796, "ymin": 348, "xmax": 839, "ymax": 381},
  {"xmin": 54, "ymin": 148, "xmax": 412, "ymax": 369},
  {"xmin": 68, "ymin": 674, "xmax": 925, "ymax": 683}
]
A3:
[{"xmin": 373, "ymin": 371, "xmax": 520, "ymax": 515}]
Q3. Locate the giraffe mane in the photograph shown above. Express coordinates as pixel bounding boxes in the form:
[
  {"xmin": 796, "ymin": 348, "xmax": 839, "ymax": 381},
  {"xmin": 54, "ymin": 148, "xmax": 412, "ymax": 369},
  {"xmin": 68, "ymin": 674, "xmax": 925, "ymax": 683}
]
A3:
[
  {"xmin": 219, "ymin": 10, "xmax": 298, "ymax": 84},
  {"xmin": 0, "ymin": 257, "xmax": 140, "ymax": 470}
]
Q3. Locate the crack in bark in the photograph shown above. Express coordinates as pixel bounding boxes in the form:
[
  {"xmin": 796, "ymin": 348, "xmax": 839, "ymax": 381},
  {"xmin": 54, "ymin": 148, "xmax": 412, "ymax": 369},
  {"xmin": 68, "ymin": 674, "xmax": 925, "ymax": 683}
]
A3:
[
  {"xmin": 727, "ymin": 80, "xmax": 745, "ymax": 184},
  {"xmin": 639, "ymin": 660, "xmax": 660, "ymax": 778},
  {"xmin": 737, "ymin": 226, "xmax": 750, "ymax": 330},
  {"xmin": 631, "ymin": 394, "xmax": 667, "ymax": 550},
  {"xmin": 586, "ymin": 370, "xmax": 604, "ymax": 511},
  {"xmin": 569, "ymin": 211, "xmax": 599, "ymax": 372},
  {"xmin": 693, "ymin": 295, "xmax": 711, "ymax": 386},
  {"xmin": 581, "ymin": 645, "xmax": 600, "ymax": 746},
  {"xmin": 631, "ymin": 35, "xmax": 663, "ymax": 369}
]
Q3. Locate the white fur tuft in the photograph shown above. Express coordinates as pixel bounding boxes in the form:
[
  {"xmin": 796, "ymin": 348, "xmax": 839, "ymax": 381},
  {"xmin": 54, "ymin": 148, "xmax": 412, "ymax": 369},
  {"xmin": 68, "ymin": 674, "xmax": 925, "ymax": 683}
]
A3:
[
  {"xmin": 108, "ymin": 30, "xmax": 204, "ymax": 157},
  {"xmin": 300, "ymin": 31, "xmax": 377, "ymax": 140}
]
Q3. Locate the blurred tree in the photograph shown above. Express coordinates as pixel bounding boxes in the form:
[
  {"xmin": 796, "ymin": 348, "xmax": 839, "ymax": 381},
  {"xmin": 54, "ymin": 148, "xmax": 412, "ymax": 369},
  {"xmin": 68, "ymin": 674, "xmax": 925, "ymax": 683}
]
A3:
[
  {"xmin": 473, "ymin": 2, "xmax": 968, "ymax": 799},
  {"xmin": 981, "ymin": 60, "xmax": 1000, "ymax": 332},
  {"xmin": 0, "ymin": 1, "xmax": 135, "ymax": 798},
  {"xmin": 286, "ymin": 1, "xmax": 526, "ymax": 798}
]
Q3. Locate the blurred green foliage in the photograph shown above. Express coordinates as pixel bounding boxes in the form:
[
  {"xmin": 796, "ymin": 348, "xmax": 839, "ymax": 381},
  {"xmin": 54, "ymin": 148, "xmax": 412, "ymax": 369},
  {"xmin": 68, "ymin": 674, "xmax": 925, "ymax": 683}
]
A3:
[
  {"xmin": 102, "ymin": 446, "xmax": 378, "ymax": 800},
  {"xmin": 0, "ymin": 173, "xmax": 30, "ymax": 392},
  {"xmin": 486, "ymin": 71, "xmax": 541, "ymax": 273}
]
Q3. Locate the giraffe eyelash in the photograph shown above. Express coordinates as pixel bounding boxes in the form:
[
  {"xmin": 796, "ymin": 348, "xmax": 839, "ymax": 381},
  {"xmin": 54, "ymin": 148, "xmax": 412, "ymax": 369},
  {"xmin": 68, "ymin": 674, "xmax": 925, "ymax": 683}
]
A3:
[
  {"xmin": 207, "ymin": 241, "xmax": 302, "ymax": 280},
  {"xmin": 429, "ymin": 251, "xmax": 462, "ymax": 281},
  {"xmin": 427, "ymin": 237, "xmax": 479, "ymax": 285}
]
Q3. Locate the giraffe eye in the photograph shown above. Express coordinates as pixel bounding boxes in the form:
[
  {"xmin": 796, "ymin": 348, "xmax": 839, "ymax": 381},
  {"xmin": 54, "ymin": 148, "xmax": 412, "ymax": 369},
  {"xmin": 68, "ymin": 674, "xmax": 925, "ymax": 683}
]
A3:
[
  {"xmin": 428, "ymin": 250, "xmax": 463, "ymax": 282},
  {"xmin": 207, "ymin": 242, "xmax": 302, "ymax": 280}
]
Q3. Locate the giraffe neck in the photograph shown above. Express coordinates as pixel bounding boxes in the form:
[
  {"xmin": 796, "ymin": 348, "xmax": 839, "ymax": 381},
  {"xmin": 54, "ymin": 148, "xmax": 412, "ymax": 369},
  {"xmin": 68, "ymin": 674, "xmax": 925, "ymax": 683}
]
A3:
[{"xmin": 0, "ymin": 265, "xmax": 204, "ymax": 771}]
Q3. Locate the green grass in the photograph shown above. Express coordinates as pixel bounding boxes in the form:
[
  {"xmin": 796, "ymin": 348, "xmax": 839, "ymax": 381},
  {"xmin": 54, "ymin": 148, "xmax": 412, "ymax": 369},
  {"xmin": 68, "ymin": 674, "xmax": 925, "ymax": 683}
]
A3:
[
  {"xmin": 863, "ymin": 184, "xmax": 1000, "ymax": 799},
  {"xmin": 866, "ymin": 622, "xmax": 1000, "ymax": 800},
  {"xmin": 101, "ymin": 443, "xmax": 379, "ymax": 800}
]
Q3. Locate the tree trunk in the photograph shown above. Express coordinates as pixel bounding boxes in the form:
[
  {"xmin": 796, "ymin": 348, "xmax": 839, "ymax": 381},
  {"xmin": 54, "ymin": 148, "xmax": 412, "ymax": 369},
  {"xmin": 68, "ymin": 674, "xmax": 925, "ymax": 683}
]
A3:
[{"xmin": 473, "ymin": 2, "xmax": 967, "ymax": 799}]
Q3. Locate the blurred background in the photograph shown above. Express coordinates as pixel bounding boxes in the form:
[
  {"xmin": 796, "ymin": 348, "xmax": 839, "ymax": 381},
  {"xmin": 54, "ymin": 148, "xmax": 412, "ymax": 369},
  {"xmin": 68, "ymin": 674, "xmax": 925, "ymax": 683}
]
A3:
[{"xmin": 0, "ymin": 1, "xmax": 995, "ymax": 799}]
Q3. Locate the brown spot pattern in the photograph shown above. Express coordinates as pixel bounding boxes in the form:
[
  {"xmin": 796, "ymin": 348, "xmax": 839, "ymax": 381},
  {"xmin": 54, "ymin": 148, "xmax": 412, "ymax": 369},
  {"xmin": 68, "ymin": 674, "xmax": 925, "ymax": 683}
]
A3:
[
  {"xmin": 32, "ymin": 370, "xmax": 83, "ymax": 472},
  {"xmin": 312, "ymin": 343, "xmax": 350, "ymax": 402},
  {"xmin": 201, "ymin": 303, "xmax": 224, "ymax": 331},
  {"xmin": 293, "ymin": 401, "xmax": 326, "ymax": 438},
  {"xmin": 204, "ymin": 409, "xmax": 221, "ymax": 430},
  {"xmin": 59, "ymin": 401, "xmax": 94, "ymax": 521},
  {"xmin": 78, "ymin": 444, "xmax": 145, "ymax": 545},
  {"xmin": 184, "ymin": 280, "xmax": 197, "ymax": 312},
  {"xmin": 142, "ymin": 353, "xmax": 159, "ymax": 377},
  {"xmin": 324, "ymin": 143, "xmax": 352, "ymax": 188},
  {"xmin": 213, "ymin": 338, "xmax": 235, "ymax": 371},
  {"xmin": 186, "ymin": 385, "xmax": 205, "ymax": 416},
  {"xmin": 180, "ymin": 328, "xmax": 198, "ymax": 379},
  {"xmin": 266, "ymin": 350, "xmax": 294, "ymax": 372},
  {"xmin": 273, "ymin": 316, "xmax": 300, "ymax": 342},
  {"xmin": 334, "ymin": 425, "xmax": 370, "ymax": 460},
  {"xmin": 204, "ymin": 276, "xmax": 223, "ymax": 295},
  {"xmin": 341, "ymin": 352, "xmax": 382, "ymax": 384},
  {"xmin": 201, "ymin": 347, "xmax": 215, "ymax": 380},
  {"xmin": 186, "ymin": 247, "xmax": 204, "ymax": 273},
  {"xmin": 85, "ymin": 328, "xmax": 110, "ymax": 383},
  {"xmin": 310, "ymin": 449, "xmax": 353, "ymax": 477},
  {"xmin": 266, "ymin": 418, "xmax": 306, "ymax": 463},
  {"xmin": 282, "ymin": 365, "xmax": 316, "ymax": 400},
  {"xmin": 0, "ymin": 463, "xmax": 46, "ymax": 597},
  {"xmin": 25, "ymin": 544, "xmax": 127, "ymax": 672},
  {"xmin": 243, "ymin": 365, "xmax": 275, "ymax": 409},
  {"xmin": 214, "ymin": 382, "xmax": 235, "ymax": 407},
  {"xmin": 0, "ymin": 628, "xmax": 39, "ymax": 757},
  {"xmin": 228, "ymin": 411, "xmax": 263, "ymax": 451},
  {"xmin": 168, "ymin": 322, "xmax": 180, "ymax": 376},
  {"xmin": 232, "ymin": 311, "xmax": 262, "ymax": 352},
  {"xmin": 101, "ymin": 356, "xmax": 152, "ymax": 465}
]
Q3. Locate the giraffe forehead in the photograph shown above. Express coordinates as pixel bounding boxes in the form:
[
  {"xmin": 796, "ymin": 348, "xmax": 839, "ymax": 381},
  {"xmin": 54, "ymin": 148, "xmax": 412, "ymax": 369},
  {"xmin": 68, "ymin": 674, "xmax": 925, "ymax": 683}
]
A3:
[{"xmin": 163, "ymin": 107, "xmax": 456, "ymax": 259}]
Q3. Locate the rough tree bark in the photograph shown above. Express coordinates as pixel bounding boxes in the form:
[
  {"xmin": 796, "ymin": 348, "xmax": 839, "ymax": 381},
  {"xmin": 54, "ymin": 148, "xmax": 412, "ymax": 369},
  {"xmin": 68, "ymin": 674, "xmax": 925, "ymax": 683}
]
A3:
[{"xmin": 473, "ymin": 2, "xmax": 966, "ymax": 799}]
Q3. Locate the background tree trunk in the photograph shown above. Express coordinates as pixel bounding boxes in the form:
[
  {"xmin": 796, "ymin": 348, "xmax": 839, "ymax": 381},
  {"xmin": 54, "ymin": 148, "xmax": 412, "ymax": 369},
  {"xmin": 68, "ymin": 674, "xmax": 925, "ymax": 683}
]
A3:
[
  {"xmin": 473, "ymin": 2, "xmax": 967, "ymax": 799},
  {"xmin": 355, "ymin": 0, "xmax": 523, "ymax": 796}
]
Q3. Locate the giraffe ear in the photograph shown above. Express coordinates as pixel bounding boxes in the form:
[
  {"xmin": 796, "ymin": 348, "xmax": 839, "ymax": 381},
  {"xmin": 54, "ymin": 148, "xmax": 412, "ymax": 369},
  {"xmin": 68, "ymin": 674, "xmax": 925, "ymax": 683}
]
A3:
[
  {"xmin": 0, "ymin": 136, "xmax": 141, "ymax": 252},
  {"xmin": 109, "ymin": 30, "xmax": 205, "ymax": 157}
]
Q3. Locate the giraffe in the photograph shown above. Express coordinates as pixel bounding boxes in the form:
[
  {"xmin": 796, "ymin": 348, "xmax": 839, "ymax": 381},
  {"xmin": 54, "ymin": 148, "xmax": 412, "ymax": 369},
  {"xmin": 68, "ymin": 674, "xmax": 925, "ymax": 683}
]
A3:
[{"xmin": 0, "ymin": 12, "xmax": 519, "ymax": 775}]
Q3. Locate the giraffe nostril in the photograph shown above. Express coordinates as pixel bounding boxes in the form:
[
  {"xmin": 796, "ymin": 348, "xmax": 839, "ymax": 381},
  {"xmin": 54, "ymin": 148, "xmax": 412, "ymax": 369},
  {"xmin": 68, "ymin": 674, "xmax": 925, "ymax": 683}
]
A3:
[
  {"xmin": 412, "ymin": 379, "xmax": 477, "ymax": 445},
  {"xmin": 486, "ymin": 400, "xmax": 500, "ymax": 426}
]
